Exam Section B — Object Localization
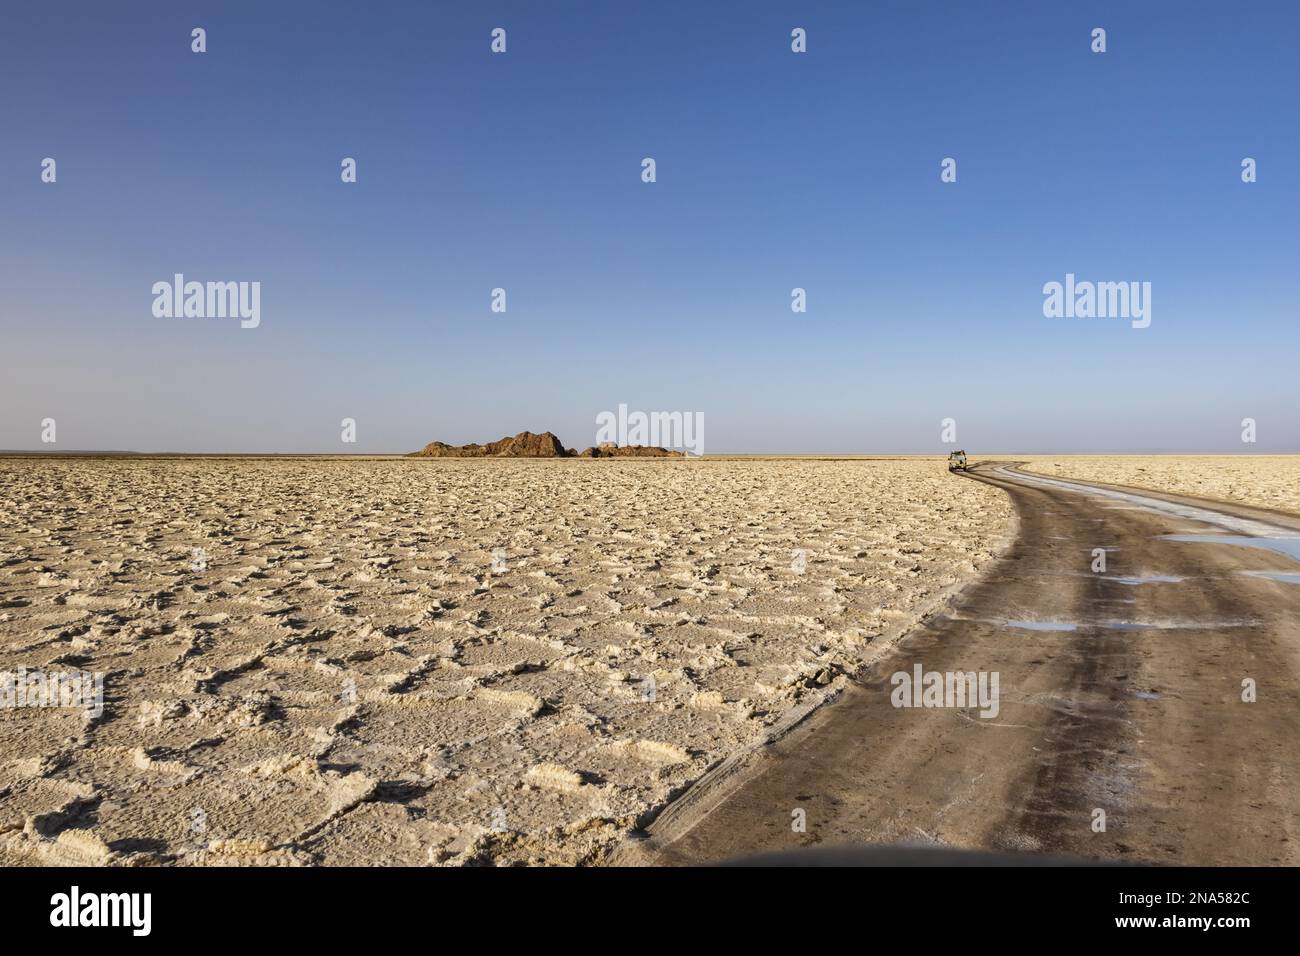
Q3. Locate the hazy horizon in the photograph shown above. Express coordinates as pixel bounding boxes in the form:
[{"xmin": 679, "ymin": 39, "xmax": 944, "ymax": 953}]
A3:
[
  {"xmin": 3, "ymin": 1, "xmax": 1298, "ymax": 454},
  {"xmin": 5, "ymin": 445, "xmax": 1299, "ymax": 458}
]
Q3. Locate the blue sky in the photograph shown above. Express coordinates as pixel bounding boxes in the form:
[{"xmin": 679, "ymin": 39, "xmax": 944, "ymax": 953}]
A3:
[{"xmin": 2, "ymin": 1, "xmax": 1297, "ymax": 453}]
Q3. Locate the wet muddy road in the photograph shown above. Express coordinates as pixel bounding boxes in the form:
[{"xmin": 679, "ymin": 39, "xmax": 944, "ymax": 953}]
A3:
[{"xmin": 618, "ymin": 463, "xmax": 1300, "ymax": 866}]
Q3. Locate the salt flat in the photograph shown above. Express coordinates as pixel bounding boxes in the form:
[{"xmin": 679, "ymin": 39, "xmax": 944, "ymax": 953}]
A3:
[{"xmin": 0, "ymin": 457, "xmax": 1008, "ymax": 865}]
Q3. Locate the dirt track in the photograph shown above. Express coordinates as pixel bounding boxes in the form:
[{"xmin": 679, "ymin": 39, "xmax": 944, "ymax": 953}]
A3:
[{"xmin": 616, "ymin": 462, "xmax": 1300, "ymax": 866}]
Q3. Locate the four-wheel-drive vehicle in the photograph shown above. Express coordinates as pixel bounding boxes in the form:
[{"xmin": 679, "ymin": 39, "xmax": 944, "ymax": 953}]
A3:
[{"xmin": 947, "ymin": 450, "xmax": 968, "ymax": 471}]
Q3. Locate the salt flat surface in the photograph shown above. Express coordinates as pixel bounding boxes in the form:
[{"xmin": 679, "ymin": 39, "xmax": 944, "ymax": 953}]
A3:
[{"xmin": 0, "ymin": 457, "xmax": 1009, "ymax": 865}]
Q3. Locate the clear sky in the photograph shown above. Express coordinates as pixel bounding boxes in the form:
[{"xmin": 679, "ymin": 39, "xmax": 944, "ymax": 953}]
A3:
[{"xmin": 2, "ymin": 1, "xmax": 1297, "ymax": 454}]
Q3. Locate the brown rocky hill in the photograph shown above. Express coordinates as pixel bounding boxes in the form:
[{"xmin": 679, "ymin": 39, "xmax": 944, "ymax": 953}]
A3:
[
  {"xmin": 409, "ymin": 431, "xmax": 684, "ymax": 459},
  {"xmin": 577, "ymin": 444, "xmax": 685, "ymax": 458},
  {"xmin": 411, "ymin": 431, "xmax": 572, "ymax": 458}
]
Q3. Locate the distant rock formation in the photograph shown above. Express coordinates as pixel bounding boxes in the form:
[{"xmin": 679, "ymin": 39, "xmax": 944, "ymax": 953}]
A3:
[
  {"xmin": 411, "ymin": 431, "xmax": 572, "ymax": 458},
  {"xmin": 409, "ymin": 431, "xmax": 685, "ymax": 459},
  {"xmin": 577, "ymin": 443, "xmax": 684, "ymax": 458}
]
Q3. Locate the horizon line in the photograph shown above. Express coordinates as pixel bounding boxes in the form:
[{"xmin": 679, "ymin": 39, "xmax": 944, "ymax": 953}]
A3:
[{"xmin": 4, "ymin": 449, "xmax": 1299, "ymax": 459}]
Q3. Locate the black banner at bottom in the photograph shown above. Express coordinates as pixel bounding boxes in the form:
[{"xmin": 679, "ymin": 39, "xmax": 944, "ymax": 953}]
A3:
[{"xmin": 0, "ymin": 861, "xmax": 1277, "ymax": 942}]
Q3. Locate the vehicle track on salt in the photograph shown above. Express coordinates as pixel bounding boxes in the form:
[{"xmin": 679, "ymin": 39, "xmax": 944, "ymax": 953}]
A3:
[{"xmin": 615, "ymin": 462, "xmax": 1300, "ymax": 865}]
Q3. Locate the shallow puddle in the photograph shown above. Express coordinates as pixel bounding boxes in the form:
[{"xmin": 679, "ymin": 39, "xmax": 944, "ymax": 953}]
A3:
[
  {"xmin": 1113, "ymin": 575, "xmax": 1183, "ymax": 585},
  {"xmin": 1162, "ymin": 534, "xmax": 1300, "ymax": 563},
  {"xmin": 1101, "ymin": 619, "xmax": 1256, "ymax": 631},
  {"xmin": 1006, "ymin": 621, "xmax": 1078, "ymax": 632},
  {"xmin": 1000, "ymin": 468, "xmax": 1300, "ymax": 538},
  {"xmin": 1238, "ymin": 570, "xmax": 1300, "ymax": 584},
  {"xmin": 1005, "ymin": 617, "xmax": 1250, "ymax": 632}
]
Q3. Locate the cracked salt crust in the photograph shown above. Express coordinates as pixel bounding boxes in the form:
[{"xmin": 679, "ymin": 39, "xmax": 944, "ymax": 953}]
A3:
[{"xmin": 0, "ymin": 457, "xmax": 1009, "ymax": 865}]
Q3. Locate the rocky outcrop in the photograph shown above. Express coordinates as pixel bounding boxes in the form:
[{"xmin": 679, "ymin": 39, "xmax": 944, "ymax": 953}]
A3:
[
  {"xmin": 409, "ymin": 432, "xmax": 684, "ymax": 459},
  {"xmin": 577, "ymin": 444, "xmax": 685, "ymax": 458},
  {"xmin": 411, "ymin": 431, "xmax": 572, "ymax": 458}
]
